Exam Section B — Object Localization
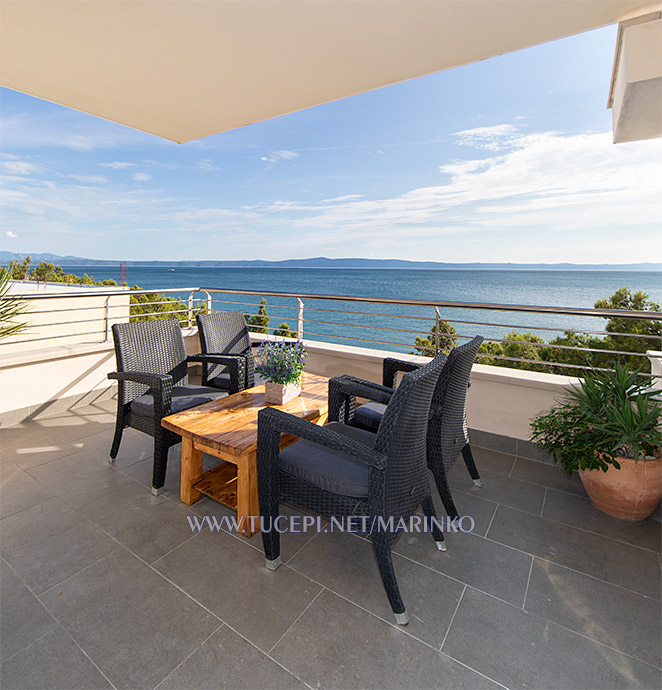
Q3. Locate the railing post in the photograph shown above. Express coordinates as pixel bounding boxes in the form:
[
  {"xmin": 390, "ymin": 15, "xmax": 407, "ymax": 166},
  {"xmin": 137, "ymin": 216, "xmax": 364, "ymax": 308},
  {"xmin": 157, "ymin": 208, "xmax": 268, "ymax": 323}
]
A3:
[
  {"xmin": 104, "ymin": 297, "xmax": 110, "ymax": 342},
  {"xmin": 188, "ymin": 293, "xmax": 194, "ymax": 328},
  {"xmin": 434, "ymin": 306, "xmax": 441, "ymax": 355},
  {"xmin": 297, "ymin": 298, "xmax": 304, "ymax": 340},
  {"xmin": 204, "ymin": 291, "xmax": 212, "ymax": 314}
]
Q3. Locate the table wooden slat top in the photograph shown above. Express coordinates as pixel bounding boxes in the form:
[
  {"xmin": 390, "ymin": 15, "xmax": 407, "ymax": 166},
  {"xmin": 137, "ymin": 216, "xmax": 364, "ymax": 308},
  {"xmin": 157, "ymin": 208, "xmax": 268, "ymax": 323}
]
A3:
[{"xmin": 162, "ymin": 372, "xmax": 329, "ymax": 457}]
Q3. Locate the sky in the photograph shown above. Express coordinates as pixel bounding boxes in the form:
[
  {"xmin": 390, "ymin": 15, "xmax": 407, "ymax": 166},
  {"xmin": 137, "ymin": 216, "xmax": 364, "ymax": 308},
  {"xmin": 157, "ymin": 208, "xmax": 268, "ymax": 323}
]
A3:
[{"xmin": 1, "ymin": 25, "xmax": 661, "ymax": 264}]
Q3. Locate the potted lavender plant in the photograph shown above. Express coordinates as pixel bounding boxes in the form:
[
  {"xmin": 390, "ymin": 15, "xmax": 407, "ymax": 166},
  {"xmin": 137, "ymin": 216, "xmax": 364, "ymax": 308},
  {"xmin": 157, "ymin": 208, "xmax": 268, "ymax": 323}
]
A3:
[{"xmin": 255, "ymin": 339, "xmax": 308, "ymax": 405}]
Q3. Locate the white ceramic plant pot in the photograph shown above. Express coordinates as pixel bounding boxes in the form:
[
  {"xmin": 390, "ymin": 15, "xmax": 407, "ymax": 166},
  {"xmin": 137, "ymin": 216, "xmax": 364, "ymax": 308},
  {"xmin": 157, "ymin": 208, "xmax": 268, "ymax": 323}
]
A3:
[{"xmin": 264, "ymin": 381, "xmax": 301, "ymax": 405}]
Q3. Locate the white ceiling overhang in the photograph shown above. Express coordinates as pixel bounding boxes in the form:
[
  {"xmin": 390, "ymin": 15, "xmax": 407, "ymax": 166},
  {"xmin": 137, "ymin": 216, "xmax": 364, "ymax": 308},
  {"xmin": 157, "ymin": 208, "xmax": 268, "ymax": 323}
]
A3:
[
  {"xmin": 1, "ymin": 0, "xmax": 660, "ymax": 143},
  {"xmin": 608, "ymin": 12, "xmax": 662, "ymax": 142}
]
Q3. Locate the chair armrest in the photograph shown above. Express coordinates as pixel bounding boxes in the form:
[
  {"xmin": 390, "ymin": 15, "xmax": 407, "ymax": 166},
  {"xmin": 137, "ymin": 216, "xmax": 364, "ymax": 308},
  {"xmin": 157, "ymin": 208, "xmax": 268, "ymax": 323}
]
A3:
[
  {"xmin": 107, "ymin": 371, "xmax": 171, "ymax": 387},
  {"xmin": 257, "ymin": 407, "xmax": 386, "ymax": 470},
  {"xmin": 188, "ymin": 353, "xmax": 246, "ymax": 393},
  {"xmin": 382, "ymin": 358, "xmax": 422, "ymax": 388},
  {"xmin": 331, "ymin": 375, "xmax": 394, "ymax": 404},
  {"xmin": 107, "ymin": 371, "xmax": 173, "ymax": 416},
  {"xmin": 328, "ymin": 375, "xmax": 393, "ymax": 424}
]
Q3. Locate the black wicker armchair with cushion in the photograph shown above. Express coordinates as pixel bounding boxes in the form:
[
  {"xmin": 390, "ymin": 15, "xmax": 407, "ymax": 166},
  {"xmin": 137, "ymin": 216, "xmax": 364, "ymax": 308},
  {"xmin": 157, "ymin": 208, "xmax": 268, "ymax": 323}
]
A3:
[
  {"xmin": 196, "ymin": 311, "xmax": 257, "ymax": 392},
  {"xmin": 328, "ymin": 335, "xmax": 484, "ymax": 520},
  {"xmin": 256, "ymin": 351, "xmax": 448, "ymax": 626},
  {"xmin": 108, "ymin": 318, "xmax": 249, "ymax": 495}
]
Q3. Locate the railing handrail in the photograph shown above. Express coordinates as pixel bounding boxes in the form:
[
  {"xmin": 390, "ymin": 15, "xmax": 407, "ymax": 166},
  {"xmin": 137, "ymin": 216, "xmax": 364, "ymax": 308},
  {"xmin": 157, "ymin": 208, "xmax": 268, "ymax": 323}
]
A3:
[{"xmin": 5, "ymin": 285, "xmax": 662, "ymax": 321}]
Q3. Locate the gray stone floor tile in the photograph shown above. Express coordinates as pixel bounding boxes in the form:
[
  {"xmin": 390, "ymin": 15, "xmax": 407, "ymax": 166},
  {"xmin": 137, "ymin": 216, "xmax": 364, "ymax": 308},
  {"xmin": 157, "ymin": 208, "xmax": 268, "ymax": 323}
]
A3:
[
  {"xmin": 443, "ymin": 587, "xmax": 662, "ymax": 690},
  {"xmin": 525, "ymin": 559, "xmax": 662, "ymax": 668},
  {"xmin": 34, "ymin": 410, "xmax": 115, "ymax": 442},
  {"xmin": 119, "ymin": 450, "xmax": 184, "ymax": 496},
  {"xmin": 470, "ymin": 431, "xmax": 517, "ymax": 455},
  {"xmin": 271, "ymin": 589, "xmax": 500, "ymax": 689},
  {"xmin": 0, "ymin": 461, "xmax": 53, "ymax": 520},
  {"xmin": 0, "ymin": 498, "xmax": 118, "ymax": 595},
  {"xmin": 0, "ymin": 559, "xmax": 57, "ymax": 662},
  {"xmin": 0, "ymin": 426, "xmax": 78, "ymax": 470},
  {"xmin": 0, "ymin": 627, "xmax": 112, "ymax": 689},
  {"xmin": 26, "ymin": 449, "xmax": 135, "ymax": 508},
  {"xmin": 462, "ymin": 446, "xmax": 516, "ymax": 476},
  {"xmin": 76, "ymin": 481, "xmax": 201, "ymax": 563},
  {"xmin": 511, "ymin": 456, "xmax": 586, "ymax": 496},
  {"xmin": 542, "ymin": 488, "xmax": 661, "ymax": 552},
  {"xmin": 157, "ymin": 625, "xmax": 306, "ymax": 689},
  {"xmin": 488, "ymin": 505, "xmax": 661, "ymax": 599},
  {"xmin": 448, "ymin": 466, "xmax": 546, "ymax": 515},
  {"xmin": 424, "ymin": 482, "xmax": 498, "ymax": 537},
  {"xmin": 76, "ymin": 427, "xmax": 154, "ymax": 469},
  {"xmin": 153, "ymin": 528, "xmax": 322, "ymax": 652},
  {"xmin": 39, "ymin": 548, "xmax": 219, "ymax": 690},
  {"xmin": 394, "ymin": 528, "xmax": 532, "ymax": 606},
  {"xmin": 288, "ymin": 530, "xmax": 465, "ymax": 648},
  {"xmin": 516, "ymin": 438, "xmax": 554, "ymax": 464}
]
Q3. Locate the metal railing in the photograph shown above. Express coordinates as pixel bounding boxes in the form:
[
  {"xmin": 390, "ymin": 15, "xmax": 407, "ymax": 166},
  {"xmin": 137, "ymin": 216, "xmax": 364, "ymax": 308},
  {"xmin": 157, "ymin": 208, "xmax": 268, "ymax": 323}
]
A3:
[{"xmin": 2, "ymin": 284, "xmax": 661, "ymax": 375}]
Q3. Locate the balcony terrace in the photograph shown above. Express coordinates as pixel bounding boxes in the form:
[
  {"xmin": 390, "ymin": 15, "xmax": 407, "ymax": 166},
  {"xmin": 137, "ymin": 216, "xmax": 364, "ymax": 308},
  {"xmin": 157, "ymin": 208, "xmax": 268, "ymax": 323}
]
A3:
[
  {"xmin": 1, "ymin": 395, "xmax": 660, "ymax": 689},
  {"xmin": 1, "ymin": 288, "xmax": 660, "ymax": 689}
]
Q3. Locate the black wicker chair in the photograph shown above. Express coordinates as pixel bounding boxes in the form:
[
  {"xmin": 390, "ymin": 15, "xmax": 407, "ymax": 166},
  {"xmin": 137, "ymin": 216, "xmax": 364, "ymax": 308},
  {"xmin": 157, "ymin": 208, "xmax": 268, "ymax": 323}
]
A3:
[
  {"xmin": 328, "ymin": 335, "xmax": 484, "ymax": 520},
  {"xmin": 108, "ymin": 319, "xmax": 249, "ymax": 494},
  {"xmin": 257, "ymin": 351, "xmax": 448, "ymax": 626},
  {"xmin": 196, "ymin": 311, "xmax": 256, "ymax": 391}
]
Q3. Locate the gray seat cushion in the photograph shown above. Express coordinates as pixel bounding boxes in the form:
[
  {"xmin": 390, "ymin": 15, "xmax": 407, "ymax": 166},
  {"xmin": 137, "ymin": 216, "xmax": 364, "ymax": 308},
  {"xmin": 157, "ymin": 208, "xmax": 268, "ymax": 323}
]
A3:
[
  {"xmin": 279, "ymin": 422, "xmax": 377, "ymax": 498},
  {"xmin": 211, "ymin": 372, "xmax": 231, "ymax": 389},
  {"xmin": 353, "ymin": 401, "xmax": 387, "ymax": 431},
  {"xmin": 131, "ymin": 384, "xmax": 227, "ymax": 417},
  {"xmin": 211, "ymin": 372, "xmax": 264, "ymax": 390}
]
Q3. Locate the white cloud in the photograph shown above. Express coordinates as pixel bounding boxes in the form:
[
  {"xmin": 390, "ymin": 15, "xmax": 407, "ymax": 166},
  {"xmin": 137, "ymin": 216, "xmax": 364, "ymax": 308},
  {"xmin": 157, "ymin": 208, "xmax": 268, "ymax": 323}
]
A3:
[
  {"xmin": 1, "ymin": 160, "xmax": 44, "ymax": 175},
  {"xmin": 321, "ymin": 194, "xmax": 364, "ymax": 203},
  {"xmin": 260, "ymin": 150, "xmax": 299, "ymax": 163},
  {"xmin": 99, "ymin": 161, "xmax": 135, "ymax": 169},
  {"xmin": 5, "ymin": 231, "xmax": 18, "ymax": 238},
  {"xmin": 453, "ymin": 124, "xmax": 519, "ymax": 151},
  {"xmin": 132, "ymin": 172, "xmax": 151, "ymax": 182},
  {"xmin": 65, "ymin": 174, "xmax": 109, "ymax": 184},
  {"xmin": 197, "ymin": 159, "xmax": 220, "ymax": 172},
  {"xmin": 254, "ymin": 129, "xmax": 662, "ymax": 260}
]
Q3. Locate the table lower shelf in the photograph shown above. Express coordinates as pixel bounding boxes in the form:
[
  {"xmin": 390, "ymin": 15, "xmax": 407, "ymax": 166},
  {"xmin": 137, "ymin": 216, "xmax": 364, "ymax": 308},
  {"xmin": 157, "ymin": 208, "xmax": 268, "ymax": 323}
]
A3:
[{"xmin": 193, "ymin": 462, "xmax": 238, "ymax": 509}]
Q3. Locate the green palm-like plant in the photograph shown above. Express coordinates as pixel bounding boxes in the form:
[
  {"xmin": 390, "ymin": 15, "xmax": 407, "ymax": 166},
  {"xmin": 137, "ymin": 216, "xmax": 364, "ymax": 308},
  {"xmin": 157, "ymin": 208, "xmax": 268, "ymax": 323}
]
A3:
[
  {"xmin": 531, "ymin": 363, "xmax": 662, "ymax": 475},
  {"xmin": 0, "ymin": 268, "xmax": 29, "ymax": 340}
]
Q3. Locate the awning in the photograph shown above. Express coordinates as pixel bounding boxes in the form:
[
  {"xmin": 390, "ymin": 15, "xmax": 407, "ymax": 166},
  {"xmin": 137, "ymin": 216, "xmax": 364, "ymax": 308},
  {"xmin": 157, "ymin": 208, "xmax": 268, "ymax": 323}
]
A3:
[{"xmin": 1, "ymin": 0, "xmax": 660, "ymax": 143}]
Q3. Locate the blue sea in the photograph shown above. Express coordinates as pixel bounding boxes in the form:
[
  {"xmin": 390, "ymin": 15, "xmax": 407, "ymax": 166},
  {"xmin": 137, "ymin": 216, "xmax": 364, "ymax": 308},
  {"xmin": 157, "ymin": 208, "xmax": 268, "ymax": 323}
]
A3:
[{"xmin": 65, "ymin": 266, "xmax": 662, "ymax": 353}]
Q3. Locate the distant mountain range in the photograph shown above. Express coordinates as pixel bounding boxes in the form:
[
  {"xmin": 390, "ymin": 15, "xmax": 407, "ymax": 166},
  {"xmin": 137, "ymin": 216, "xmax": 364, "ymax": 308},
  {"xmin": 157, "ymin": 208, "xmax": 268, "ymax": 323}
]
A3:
[{"xmin": 1, "ymin": 251, "xmax": 660, "ymax": 271}]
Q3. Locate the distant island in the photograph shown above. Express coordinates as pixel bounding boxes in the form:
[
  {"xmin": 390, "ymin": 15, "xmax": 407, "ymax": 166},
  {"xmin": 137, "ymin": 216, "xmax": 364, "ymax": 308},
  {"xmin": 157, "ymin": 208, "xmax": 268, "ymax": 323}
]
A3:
[{"xmin": 1, "ymin": 251, "xmax": 660, "ymax": 272}]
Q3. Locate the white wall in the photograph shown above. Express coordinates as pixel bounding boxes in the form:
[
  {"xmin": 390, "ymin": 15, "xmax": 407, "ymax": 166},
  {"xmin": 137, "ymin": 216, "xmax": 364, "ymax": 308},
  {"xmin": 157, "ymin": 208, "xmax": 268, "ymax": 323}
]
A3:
[{"xmin": 0, "ymin": 327, "xmax": 576, "ymax": 439}]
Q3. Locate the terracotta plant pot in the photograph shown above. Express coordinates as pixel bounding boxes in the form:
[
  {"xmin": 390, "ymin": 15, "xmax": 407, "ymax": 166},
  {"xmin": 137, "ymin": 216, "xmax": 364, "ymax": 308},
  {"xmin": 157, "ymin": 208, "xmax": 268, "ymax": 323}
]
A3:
[
  {"xmin": 264, "ymin": 380, "xmax": 301, "ymax": 405},
  {"xmin": 579, "ymin": 455, "xmax": 662, "ymax": 521}
]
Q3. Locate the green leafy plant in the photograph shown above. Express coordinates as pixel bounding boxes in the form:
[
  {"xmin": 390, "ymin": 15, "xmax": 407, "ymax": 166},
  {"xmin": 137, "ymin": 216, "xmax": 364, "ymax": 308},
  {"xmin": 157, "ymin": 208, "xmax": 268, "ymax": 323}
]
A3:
[
  {"xmin": 255, "ymin": 340, "xmax": 308, "ymax": 385},
  {"xmin": 0, "ymin": 268, "xmax": 29, "ymax": 340},
  {"xmin": 412, "ymin": 320, "xmax": 458, "ymax": 357},
  {"xmin": 531, "ymin": 363, "xmax": 662, "ymax": 475},
  {"xmin": 247, "ymin": 297, "xmax": 269, "ymax": 335},
  {"xmin": 273, "ymin": 321, "xmax": 296, "ymax": 338}
]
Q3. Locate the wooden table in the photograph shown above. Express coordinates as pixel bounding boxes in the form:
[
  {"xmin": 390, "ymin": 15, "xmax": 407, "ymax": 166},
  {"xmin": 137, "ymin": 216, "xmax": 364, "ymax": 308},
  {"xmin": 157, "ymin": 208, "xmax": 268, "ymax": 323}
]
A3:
[{"xmin": 162, "ymin": 372, "xmax": 329, "ymax": 537}]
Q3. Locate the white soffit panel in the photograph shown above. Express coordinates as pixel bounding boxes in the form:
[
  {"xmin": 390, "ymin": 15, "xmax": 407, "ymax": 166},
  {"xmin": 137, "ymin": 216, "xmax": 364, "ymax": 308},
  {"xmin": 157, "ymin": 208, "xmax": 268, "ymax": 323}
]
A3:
[
  {"xmin": 609, "ymin": 13, "xmax": 662, "ymax": 142},
  {"xmin": 1, "ymin": 0, "xmax": 660, "ymax": 142}
]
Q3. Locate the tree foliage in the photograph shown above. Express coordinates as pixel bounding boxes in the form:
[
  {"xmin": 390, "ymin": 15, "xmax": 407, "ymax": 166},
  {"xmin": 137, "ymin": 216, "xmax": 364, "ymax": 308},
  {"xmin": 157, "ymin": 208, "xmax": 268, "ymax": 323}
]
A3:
[
  {"xmin": 412, "ymin": 321, "xmax": 458, "ymax": 356},
  {"xmin": 246, "ymin": 297, "xmax": 270, "ymax": 334},
  {"xmin": 0, "ymin": 269, "xmax": 29, "ymax": 340},
  {"xmin": 273, "ymin": 321, "xmax": 297, "ymax": 338}
]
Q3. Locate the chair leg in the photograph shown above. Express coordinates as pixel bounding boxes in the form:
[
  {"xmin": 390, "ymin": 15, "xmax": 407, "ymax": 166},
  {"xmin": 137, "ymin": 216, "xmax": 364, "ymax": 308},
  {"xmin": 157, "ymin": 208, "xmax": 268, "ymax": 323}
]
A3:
[
  {"xmin": 151, "ymin": 435, "xmax": 169, "ymax": 495},
  {"xmin": 373, "ymin": 533, "xmax": 408, "ymax": 625},
  {"xmin": 430, "ymin": 463, "xmax": 460, "ymax": 521},
  {"xmin": 462, "ymin": 444, "xmax": 482, "ymax": 487},
  {"xmin": 421, "ymin": 496, "xmax": 446, "ymax": 551},
  {"xmin": 109, "ymin": 417, "xmax": 124, "ymax": 463}
]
